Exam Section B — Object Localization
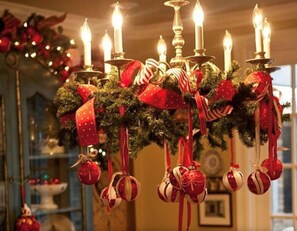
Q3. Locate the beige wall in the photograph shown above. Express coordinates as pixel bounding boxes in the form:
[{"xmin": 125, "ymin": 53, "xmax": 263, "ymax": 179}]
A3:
[{"xmin": 134, "ymin": 141, "xmax": 237, "ymax": 231}]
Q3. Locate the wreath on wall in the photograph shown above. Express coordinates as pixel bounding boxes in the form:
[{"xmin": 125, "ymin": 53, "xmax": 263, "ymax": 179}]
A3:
[{"xmin": 0, "ymin": 10, "xmax": 79, "ymax": 82}]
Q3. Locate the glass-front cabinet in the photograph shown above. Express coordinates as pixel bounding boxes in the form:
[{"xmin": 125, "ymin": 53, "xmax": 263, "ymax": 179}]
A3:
[{"xmin": 0, "ymin": 53, "xmax": 92, "ymax": 230}]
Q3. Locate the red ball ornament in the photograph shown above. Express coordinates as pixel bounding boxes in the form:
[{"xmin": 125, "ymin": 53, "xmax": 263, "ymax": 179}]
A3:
[
  {"xmin": 190, "ymin": 69, "xmax": 204, "ymax": 90},
  {"xmin": 0, "ymin": 36, "xmax": 11, "ymax": 52},
  {"xmin": 29, "ymin": 178, "xmax": 36, "ymax": 185},
  {"xmin": 213, "ymin": 79, "xmax": 236, "ymax": 101},
  {"xmin": 247, "ymin": 170, "xmax": 271, "ymax": 195},
  {"xmin": 185, "ymin": 187, "xmax": 207, "ymax": 204},
  {"xmin": 157, "ymin": 179, "xmax": 180, "ymax": 203},
  {"xmin": 169, "ymin": 165, "xmax": 188, "ymax": 189},
  {"xmin": 244, "ymin": 71, "xmax": 271, "ymax": 96},
  {"xmin": 59, "ymin": 69, "xmax": 70, "ymax": 82},
  {"xmin": 181, "ymin": 167, "xmax": 206, "ymax": 196},
  {"xmin": 31, "ymin": 32, "xmax": 43, "ymax": 45},
  {"xmin": 261, "ymin": 158, "xmax": 283, "ymax": 180},
  {"xmin": 222, "ymin": 167, "xmax": 244, "ymax": 192},
  {"xmin": 100, "ymin": 186, "xmax": 122, "ymax": 209},
  {"xmin": 77, "ymin": 161, "xmax": 101, "ymax": 185},
  {"xmin": 116, "ymin": 175, "xmax": 140, "ymax": 201}
]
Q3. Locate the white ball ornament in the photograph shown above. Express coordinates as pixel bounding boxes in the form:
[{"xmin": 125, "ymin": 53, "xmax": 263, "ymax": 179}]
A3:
[{"xmin": 222, "ymin": 167, "xmax": 244, "ymax": 192}]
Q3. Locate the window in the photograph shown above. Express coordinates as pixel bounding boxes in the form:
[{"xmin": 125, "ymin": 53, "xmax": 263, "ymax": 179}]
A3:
[{"xmin": 270, "ymin": 64, "xmax": 296, "ymax": 231}]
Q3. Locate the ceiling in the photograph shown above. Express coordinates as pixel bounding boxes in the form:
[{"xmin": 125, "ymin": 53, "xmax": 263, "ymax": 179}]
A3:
[
  {"xmin": 1, "ymin": 0, "xmax": 297, "ymax": 62},
  {"xmin": 1, "ymin": 0, "xmax": 296, "ymax": 26}
]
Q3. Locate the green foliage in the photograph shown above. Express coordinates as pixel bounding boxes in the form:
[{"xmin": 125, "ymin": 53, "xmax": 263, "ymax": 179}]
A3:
[{"xmin": 54, "ymin": 60, "xmax": 290, "ymax": 164}]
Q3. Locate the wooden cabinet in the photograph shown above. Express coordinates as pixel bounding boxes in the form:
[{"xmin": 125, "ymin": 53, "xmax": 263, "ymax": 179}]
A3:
[{"xmin": 0, "ymin": 52, "xmax": 92, "ymax": 230}]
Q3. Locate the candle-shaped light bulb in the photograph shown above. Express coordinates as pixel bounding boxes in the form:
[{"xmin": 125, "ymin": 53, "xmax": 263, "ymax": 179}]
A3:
[
  {"xmin": 157, "ymin": 35, "xmax": 167, "ymax": 62},
  {"xmin": 253, "ymin": 4, "xmax": 263, "ymax": 53},
  {"xmin": 193, "ymin": 0, "xmax": 204, "ymax": 51},
  {"xmin": 112, "ymin": 2, "xmax": 123, "ymax": 54},
  {"xmin": 81, "ymin": 18, "xmax": 92, "ymax": 66},
  {"xmin": 223, "ymin": 30, "xmax": 233, "ymax": 71},
  {"xmin": 102, "ymin": 31, "xmax": 112, "ymax": 74},
  {"xmin": 262, "ymin": 18, "xmax": 271, "ymax": 58}
]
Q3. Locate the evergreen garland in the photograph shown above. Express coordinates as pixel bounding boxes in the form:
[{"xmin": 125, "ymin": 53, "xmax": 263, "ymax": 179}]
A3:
[{"xmin": 54, "ymin": 60, "xmax": 290, "ymax": 162}]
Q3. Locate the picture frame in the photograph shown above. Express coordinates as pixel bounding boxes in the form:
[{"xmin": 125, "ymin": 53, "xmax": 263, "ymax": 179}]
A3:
[{"xmin": 198, "ymin": 192, "xmax": 232, "ymax": 227}]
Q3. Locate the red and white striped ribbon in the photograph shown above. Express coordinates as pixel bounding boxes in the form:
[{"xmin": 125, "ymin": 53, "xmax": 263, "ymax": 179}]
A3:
[
  {"xmin": 200, "ymin": 96, "xmax": 233, "ymax": 121},
  {"xmin": 134, "ymin": 59, "xmax": 159, "ymax": 85},
  {"xmin": 166, "ymin": 68, "xmax": 191, "ymax": 93}
]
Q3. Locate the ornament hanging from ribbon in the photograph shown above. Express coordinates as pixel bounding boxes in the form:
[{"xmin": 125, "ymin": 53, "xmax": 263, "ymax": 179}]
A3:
[{"xmin": 71, "ymin": 149, "xmax": 101, "ymax": 185}]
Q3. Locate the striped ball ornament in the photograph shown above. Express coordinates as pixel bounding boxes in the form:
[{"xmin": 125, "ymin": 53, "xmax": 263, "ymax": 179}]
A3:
[
  {"xmin": 100, "ymin": 186, "xmax": 121, "ymax": 209},
  {"xmin": 222, "ymin": 167, "xmax": 244, "ymax": 192},
  {"xmin": 116, "ymin": 175, "xmax": 141, "ymax": 201},
  {"xmin": 169, "ymin": 165, "xmax": 188, "ymax": 189},
  {"xmin": 185, "ymin": 187, "xmax": 208, "ymax": 204},
  {"xmin": 247, "ymin": 170, "xmax": 271, "ymax": 195},
  {"xmin": 157, "ymin": 179, "xmax": 180, "ymax": 203}
]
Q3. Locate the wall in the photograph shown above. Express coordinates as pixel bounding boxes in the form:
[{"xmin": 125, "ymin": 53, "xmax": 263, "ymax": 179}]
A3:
[{"xmin": 134, "ymin": 141, "xmax": 237, "ymax": 231}]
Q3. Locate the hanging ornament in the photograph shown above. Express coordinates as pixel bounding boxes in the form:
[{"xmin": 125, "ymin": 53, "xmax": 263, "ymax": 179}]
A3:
[
  {"xmin": 222, "ymin": 167, "xmax": 244, "ymax": 192},
  {"xmin": 116, "ymin": 175, "xmax": 141, "ymax": 201},
  {"xmin": 16, "ymin": 204, "xmax": 40, "ymax": 231},
  {"xmin": 157, "ymin": 177, "xmax": 180, "ymax": 203},
  {"xmin": 181, "ymin": 166, "xmax": 206, "ymax": 196},
  {"xmin": 185, "ymin": 187, "xmax": 207, "ymax": 204},
  {"xmin": 169, "ymin": 165, "xmax": 188, "ymax": 189},
  {"xmin": 100, "ymin": 158, "xmax": 122, "ymax": 211},
  {"xmin": 222, "ymin": 134, "xmax": 244, "ymax": 192},
  {"xmin": 77, "ymin": 160, "xmax": 101, "ymax": 185},
  {"xmin": 247, "ymin": 169, "xmax": 271, "ymax": 195},
  {"xmin": 71, "ymin": 149, "xmax": 101, "ymax": 185},
  {"xmin": 261, "ymin": 158, "xmax": 283, "ymax": 181},
  {"xmin": 0, "ymin": 36, "xmax": 11, "ymax": 52},
  {"xmin": 100, "ymin": 186, "xmax": 122, "ymax": 209},
  {"xmin": 157, "ymin": 141, "xmax": 180, "ymax": 202}
]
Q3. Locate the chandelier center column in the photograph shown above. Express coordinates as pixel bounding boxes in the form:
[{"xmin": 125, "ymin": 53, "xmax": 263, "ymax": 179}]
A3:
[{"xmin": 164, "ymin": 0, "xmax": 189, "ymax": 67}]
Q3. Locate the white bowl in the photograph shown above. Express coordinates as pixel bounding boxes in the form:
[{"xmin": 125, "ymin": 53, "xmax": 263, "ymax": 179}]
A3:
[{"xmin": 31, "ymin": 183, "xmax": 68, "ymax": 210}]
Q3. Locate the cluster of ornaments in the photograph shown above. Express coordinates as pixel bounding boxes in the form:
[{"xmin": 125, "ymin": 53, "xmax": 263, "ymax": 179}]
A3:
[
  {"xmin": 72, "ymin": 149, "xmax": 141, "ymax": 210},
  {"xmin": 100, "ymin": 173, "xmax": 141, "ymax": 210},
  {"xmin": 157, "ymin": 163, "xmax": 207, "ymax": 204},
  {"xmin": 29, "ymin": 174, "xmax": 61, "ymax": 185},
  {"xmin": 222, "ymin": 158, "xmax": 283, "ymax": 195}
]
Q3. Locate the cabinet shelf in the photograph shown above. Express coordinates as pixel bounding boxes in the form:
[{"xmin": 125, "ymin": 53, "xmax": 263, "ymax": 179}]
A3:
[
  {"xmin": 29, "ymin": 153, "xmax": 77, "ymax": 160},
  {"xmin": 32, "ymin": 206, "xmax": 81, "ymax": 216}
]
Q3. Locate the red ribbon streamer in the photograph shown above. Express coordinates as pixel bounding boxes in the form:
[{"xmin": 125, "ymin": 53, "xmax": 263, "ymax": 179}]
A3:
[
  {"xmin": 164, "ymin": 141, "xmax": 171, "ymax": 174},
  {"xmin": 119, "ymin": 106, "xmax": 129, "ymax": 174},
  {"xmin": 230, "ymin": 134, "xmax": 239, "ymax": 168},
  {"xmin": 194, "ymin": 92, "xmax": 207, "ymax": 135}
]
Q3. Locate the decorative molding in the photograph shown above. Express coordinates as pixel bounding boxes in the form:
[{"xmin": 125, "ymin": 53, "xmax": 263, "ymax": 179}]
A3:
[{"xmin": 1, "ymin": 1, "xmax": 297, "ymax": 40}]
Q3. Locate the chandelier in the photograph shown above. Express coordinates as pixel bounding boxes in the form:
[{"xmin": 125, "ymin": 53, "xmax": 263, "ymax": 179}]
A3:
[{"xmin": 54, "ymin": 1, "xmax": 285, "ymax": 231}]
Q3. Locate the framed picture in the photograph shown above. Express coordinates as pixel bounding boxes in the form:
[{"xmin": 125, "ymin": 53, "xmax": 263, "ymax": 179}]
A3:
[{"xmin": 198, "ymin": 192, "xmax": 232, "ymax": 227}]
